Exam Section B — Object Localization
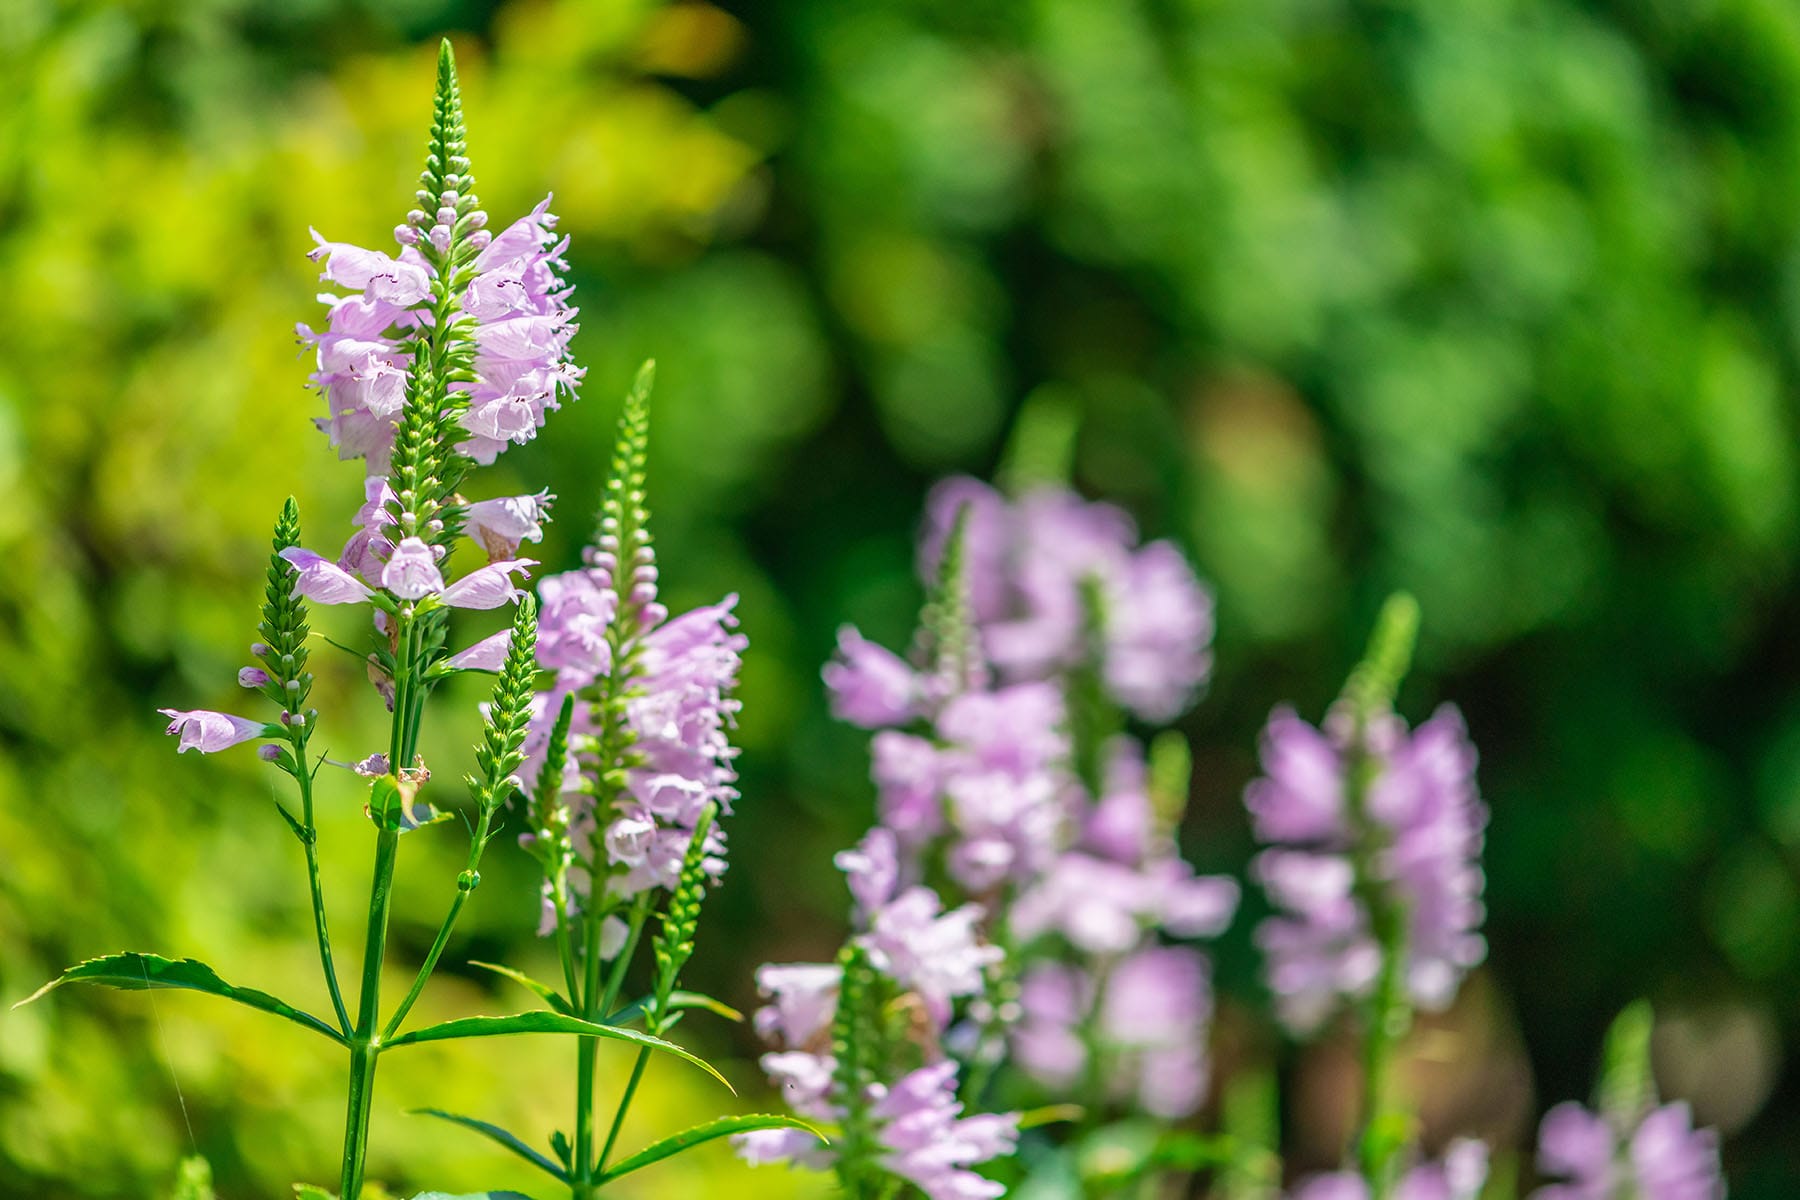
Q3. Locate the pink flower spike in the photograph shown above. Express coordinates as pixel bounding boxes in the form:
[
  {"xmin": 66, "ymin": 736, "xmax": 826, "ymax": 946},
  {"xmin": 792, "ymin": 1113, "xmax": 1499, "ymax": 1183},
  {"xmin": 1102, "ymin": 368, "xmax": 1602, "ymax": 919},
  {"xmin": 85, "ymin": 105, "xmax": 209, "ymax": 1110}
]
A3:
[
  {"xmin": 158, "ymin": 708, "xmax": 272, "ymax": 754},
  {"xmin": 445, "ymin": 629, "xmax": 513, "ymax": 672},
  {"xmin": 279, "ymin": 547, "xmax": 376, "ymax": 605},
  {"xmin": 440, "ymin": 559, "xmax": 536, "ymax": 610},
  {"xmin": 381, "ymin": 536, "xmax": 446, "ymax": 600}
]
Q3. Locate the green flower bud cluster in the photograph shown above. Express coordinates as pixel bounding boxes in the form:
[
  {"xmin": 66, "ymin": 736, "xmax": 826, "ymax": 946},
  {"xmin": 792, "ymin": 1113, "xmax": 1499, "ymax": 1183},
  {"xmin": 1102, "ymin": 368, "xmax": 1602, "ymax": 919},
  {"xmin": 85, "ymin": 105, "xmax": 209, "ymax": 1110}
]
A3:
[
  {"xmin": 646, "ymin": 804, "xmax": 718, "ymax": 1034},
  {"xmin": 256, "ymin": 498, "xmax": 316, "ymax": 775},
  {"xmin": 466, "ymin": 595, "xmax": 540, "ymax": 815}
]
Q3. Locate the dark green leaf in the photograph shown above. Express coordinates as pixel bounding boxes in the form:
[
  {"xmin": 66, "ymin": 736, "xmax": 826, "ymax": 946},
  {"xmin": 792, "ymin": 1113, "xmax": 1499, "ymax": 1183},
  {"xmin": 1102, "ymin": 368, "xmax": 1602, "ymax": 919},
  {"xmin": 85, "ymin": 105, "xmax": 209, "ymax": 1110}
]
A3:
[
  {"xmin": 409, "ymin": 1109, "xmax": 567, "ymax": 1182},
  {"xmin": 17, "ymin": 952, "xmax": 345, "ymax": 1044},
  {"xmin": 466, "ymin": 961, "xmax": 574, "ymax": 1016},
  {"xmin": 598, "ymin": 1114, "xmax": 825, "ymax": 1184},
  {"xmin": 383, "ymin": 1011, "xmax": 733, "ymax": 1091}
]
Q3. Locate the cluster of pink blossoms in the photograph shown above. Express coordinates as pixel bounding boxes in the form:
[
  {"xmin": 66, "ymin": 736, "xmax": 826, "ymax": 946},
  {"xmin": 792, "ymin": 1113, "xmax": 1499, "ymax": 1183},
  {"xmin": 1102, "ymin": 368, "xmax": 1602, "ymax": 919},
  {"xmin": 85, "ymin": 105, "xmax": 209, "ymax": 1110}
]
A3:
[
  {"xmin": 919, "ymin": 478, "xmax": 1215, "ymax": 722},
  {"xmin": 737, "ymin": 479, "xmax": 1231, "ymax": 1195},
  {"xmin": 1531, "ymin": 1101, "xmax": 1724, "ymax": 1200},
  {"xmin": 520, "ymin": 531, "xmax": 745, "ymax": 939},
  {"xmin": 735, "ymin": 858, "xmax": 1020, "ymax": 1200},
  {"xmin": 301, "ymin": 195, "xmax": 582, "ymax": 473},
  {"xmin": 1290, "ymin": 1139, "xmax": 1489, "ymax": 1200},
  {"xmin": 1245, "ymin": 704, "xmax": 1488, "ymax": 1033}
]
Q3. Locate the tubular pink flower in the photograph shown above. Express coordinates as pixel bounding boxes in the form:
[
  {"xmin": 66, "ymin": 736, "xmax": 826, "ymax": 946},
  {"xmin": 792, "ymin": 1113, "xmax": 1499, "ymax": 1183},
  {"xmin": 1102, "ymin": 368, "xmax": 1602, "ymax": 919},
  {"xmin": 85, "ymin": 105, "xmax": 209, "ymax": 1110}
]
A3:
[
  {"xmin": 439, "ymin": 558, "xmax": 536, "ymax": 609},
  {"xmin": 158, "ymin": 708, "xmax": 271, "ymax": 754},
  {"xmin": 308, "ymin": 230, "xmax": 431, "ymax": 304},
  {"xmin": 465, "ymin": 490, "xmax": 553, "ymax": 561},
  {"xmin": 381, "ymin": 536, "xmax": 446, "ymax": 600},
  {"xmin": 445, "ymin": 629, "xmax": 513, "ymax": 672},
  {"xmin": 279, "ymin": 547, "xmax": 376, "ymax": 605}
]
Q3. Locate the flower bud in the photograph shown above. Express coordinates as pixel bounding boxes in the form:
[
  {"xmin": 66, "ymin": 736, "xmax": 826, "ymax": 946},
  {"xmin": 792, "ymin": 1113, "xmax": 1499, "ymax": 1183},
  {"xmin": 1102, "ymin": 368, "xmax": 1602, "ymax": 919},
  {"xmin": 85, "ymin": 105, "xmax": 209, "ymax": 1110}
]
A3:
[
  {"xmin": 466, "ymin": 229, "xmax": 491, "ymax": 251},
  {"xmin": 257, "ymin": 744, "xmax": 283, "ymax": 762},
  {"xmin": 238, "ymin": 666, "xmax": 271, "ymax": 688},
  {"xmin": 250, "ymin": 642, "xmax": 271, "ymax": 657},
  {"xmin": 394, "ymin": 224, "xmax": 419, "ymax": 246}
]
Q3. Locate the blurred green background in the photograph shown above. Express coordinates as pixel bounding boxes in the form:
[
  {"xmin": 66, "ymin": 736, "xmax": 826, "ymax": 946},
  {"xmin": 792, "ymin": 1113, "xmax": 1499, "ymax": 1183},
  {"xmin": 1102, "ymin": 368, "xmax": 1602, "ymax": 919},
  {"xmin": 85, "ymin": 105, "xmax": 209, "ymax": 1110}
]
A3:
[{"xmin": 2, "ymin": 0, "xmax": 1798, "ymax": 1194}]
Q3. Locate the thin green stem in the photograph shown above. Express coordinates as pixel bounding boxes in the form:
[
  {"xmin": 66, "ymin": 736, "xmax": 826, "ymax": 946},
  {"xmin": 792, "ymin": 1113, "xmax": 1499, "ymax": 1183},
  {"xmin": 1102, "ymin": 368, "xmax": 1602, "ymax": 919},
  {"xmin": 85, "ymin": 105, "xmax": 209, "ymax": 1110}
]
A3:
[
  {"xmin": 380, "ymin": 806, "xmax": 496, "ymax": 1042},
  {"xmin": 339, "ymin": 826, "xmax": 400, "ymax": 1200},
  {"xmin": 297, "ymin": 753, "xmax": 352, "ymax": 1035},
  {"xmin": 552, "ymin": 877, "xmax": 581, "ymax": 1003},
  {"xmin": 597, "ymin": 1046, "xmax": 651, "ymax": 1174},
  {"xmin": 573, "ymin": 912, "xmax": 605, "ymax": 1200}
]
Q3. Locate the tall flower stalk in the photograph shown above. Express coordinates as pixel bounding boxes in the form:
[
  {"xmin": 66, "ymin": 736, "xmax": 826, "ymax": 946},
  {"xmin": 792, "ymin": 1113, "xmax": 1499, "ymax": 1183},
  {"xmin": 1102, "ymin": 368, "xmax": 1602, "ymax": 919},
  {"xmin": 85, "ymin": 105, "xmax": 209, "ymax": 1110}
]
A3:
[
  {"xmin": 1245, "ymin": 595, "xmax": 1488, "ymax": 1199},
  {"xmin": 14, "ymin": 40, "xmax": 727, "ymax": 1199},
  {"xmin": 418, "ymin": 366, "xmax": 817, "ymax": 1196},
  {"xmin": 739, "ymin": 402, "xmax": 1238, "ymax": 1198}
]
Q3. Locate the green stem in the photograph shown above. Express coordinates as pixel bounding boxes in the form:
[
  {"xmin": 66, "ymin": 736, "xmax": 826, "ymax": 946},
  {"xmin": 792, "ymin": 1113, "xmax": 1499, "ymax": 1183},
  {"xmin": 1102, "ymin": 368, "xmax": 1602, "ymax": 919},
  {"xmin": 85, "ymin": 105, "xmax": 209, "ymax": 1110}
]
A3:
[
  {"xmin": 573, "ymin": 914, "xmax": 603, "ymax": 1200},
  {"xmin": 571, "ymin": 897, "xmax": 649, "ymax": 1198},
  {"xmin": 339, "ymin": 826, "xmax": 400, "ymax": 1200},
  {"xmin": 597, "ymin": 1047, "xmax": 651, "ymax": 1174},
  {"xmin": 297, "ymin": 750, "xmax": 351, "ymax": 1035},
  {"xmin": 1344, "ymin": 712, "xmax": 1412, "ymax": 1200},
  {"xmin": 381, "ymin": 805, "xmax": 496, "ymax": 1042},
  {"xmin": 552, "ymin": 876, "xmax": 580, "ymax": 1003}
]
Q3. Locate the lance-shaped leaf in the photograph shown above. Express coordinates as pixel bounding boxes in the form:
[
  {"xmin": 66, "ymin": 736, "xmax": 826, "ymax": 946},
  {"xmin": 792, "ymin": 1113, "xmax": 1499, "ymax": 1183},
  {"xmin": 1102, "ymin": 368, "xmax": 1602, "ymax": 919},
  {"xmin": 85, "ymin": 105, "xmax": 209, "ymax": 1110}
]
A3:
[
  {"xmin": 606, "ymin": 989, "xmax": 744, "ymax": 1028},
  {"xmin": 466, "ymin": 961, "xmax": 574, "ymax": 1017},
  {"xmin": 383, "ymin": 1010, "xmax": 733, "ymax": 1090},
  {"xmin": 16, "ymin": 952, "xmax": 346, "ymax": 1044},
  {"xmin": 597, "ymin": 1114, "xmax": 826, "ymax": 1184},
  {"xmin": 410, "ymin": 1109, "xmax": 567, "ymax": 1182}
]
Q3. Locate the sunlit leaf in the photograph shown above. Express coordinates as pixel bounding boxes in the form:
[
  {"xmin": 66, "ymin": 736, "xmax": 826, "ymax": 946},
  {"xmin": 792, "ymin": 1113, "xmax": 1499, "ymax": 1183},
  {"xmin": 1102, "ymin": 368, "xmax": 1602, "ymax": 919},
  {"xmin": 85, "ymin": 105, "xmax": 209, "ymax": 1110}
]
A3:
[
  {"xmin": 466, "ymin": 961, "xmax": 574, "ymax": 1017},
  {"xmin": 16, "ymin": 952, "xmax": 345, "ymax": 1044},
  {"xmin": 597, "ymin": 1114, "xmax": 825, "ymax": 1184},
  {"xmin": 384, "ymin": 1011, "xmax": 733, "ymax": 1091}
]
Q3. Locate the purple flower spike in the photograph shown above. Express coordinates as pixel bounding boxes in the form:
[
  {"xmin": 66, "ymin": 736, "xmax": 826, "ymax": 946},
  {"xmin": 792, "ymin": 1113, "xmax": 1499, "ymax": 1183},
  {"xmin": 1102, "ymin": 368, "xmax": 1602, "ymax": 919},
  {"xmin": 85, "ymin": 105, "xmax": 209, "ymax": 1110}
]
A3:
[
  {"xmin": 158, "ymin": 708, "xmax": 271, "ymax": 754},
  {"xmin": 381, "ymin": 536, "xmax": 446, "ymax": 600},
  {"xmin": 439, "ymin": 559, "xmax": 536, "ymax": 609},
  {"xmin": 279, "ymin": 547, "xmax": 376, "ymax": 605},
  {"xmin": 1245, "ymin": 702, "xmax": 1486, "ymax": 1032}
]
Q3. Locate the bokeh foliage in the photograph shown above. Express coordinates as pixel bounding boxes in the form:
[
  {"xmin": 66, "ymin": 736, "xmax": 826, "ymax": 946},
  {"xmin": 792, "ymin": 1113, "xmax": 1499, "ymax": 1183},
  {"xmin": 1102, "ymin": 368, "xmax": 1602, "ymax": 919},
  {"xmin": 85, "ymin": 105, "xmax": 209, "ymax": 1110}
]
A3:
[{"xmin": 0, "ymin": 0, "xmax": 1796, "ymax": 1195}]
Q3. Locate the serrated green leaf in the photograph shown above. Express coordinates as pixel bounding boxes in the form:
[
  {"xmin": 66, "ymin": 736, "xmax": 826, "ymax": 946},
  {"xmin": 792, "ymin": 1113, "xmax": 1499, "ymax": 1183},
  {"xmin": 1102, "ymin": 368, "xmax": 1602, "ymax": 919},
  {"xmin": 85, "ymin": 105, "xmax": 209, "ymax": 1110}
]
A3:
[
  {"xmin": 16, "ymin": 952, "xmax": 345, "ymax": 1044},
  {"xmin": 598, "ymin": 1114, "xmax": 825, "ymax": 1184},
  {"xmin": 607, "ymin": 990, "xmax": 744, "ymax": 1027},
  {"xmin": 383, "ymin": 1011, "xmax": 733, "ymax": 1091},
  {"xmin": 409, "ymin": 1109, "xmax": 567, "ymax": 1182},
  {"xmin": 466, "ymin": 961, "xmax": 574, "ymax": 1017}
]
